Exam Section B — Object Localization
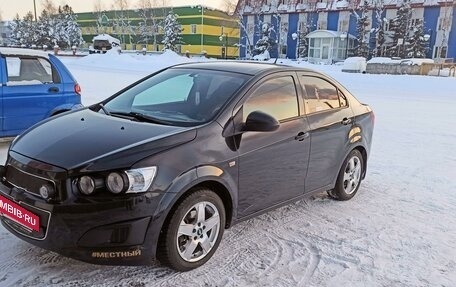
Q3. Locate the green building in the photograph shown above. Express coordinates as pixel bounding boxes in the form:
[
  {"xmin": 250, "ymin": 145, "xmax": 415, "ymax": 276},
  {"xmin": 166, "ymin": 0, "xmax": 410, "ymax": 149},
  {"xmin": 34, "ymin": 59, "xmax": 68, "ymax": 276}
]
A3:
[{"xmin": 75, "ymin": 6, "xmax": 240, "ymax": 58}]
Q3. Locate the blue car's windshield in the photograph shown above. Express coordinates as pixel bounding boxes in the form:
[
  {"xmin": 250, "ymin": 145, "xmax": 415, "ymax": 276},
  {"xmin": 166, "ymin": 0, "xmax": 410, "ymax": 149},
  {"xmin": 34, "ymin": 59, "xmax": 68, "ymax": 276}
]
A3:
[{"xmin": 103, "ymin": 68, "xmax": 250, "ymax": 126}]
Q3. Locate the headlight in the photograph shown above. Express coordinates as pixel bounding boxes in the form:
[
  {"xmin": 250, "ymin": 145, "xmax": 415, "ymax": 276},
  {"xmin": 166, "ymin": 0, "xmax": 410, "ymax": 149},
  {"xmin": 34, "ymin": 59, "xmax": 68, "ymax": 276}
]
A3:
[
  {"xmin": 125, "ymin": 167, "xmax": 157, "ymax": 193},
  {"xmin": 106, "ymin": 167, "xmax": 157, "ymax": 194},
  {"xmin": 78, "ymin": 176, "xmax": 96, "ymax": 195},
  {"xmin": 106, "ymin": 172, "xmax": 128, "ymax": 194}
]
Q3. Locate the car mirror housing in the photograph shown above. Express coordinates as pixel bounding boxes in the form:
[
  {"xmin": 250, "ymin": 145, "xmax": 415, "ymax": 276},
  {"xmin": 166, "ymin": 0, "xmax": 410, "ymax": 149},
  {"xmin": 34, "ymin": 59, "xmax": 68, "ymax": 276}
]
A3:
[{"xmin": 243, "ymin": 111, "xmax": 280, "ymax": 133}]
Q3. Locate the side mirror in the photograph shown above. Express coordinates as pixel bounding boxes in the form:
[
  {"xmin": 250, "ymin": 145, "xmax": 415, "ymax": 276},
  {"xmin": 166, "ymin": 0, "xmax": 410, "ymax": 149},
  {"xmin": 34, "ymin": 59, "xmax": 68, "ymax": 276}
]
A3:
[{"xmin": 244, "ymin": 111, "xmax": 280, "ymax": 132}]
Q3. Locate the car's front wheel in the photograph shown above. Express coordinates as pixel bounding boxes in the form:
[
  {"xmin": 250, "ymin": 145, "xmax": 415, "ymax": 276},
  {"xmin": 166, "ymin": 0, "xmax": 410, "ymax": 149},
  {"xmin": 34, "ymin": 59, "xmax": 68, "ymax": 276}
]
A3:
[
  {"xmin": 328, "ymin": 149, "xmax": 364, "ymax": 201},
  {"xmin": 157, "ymin": 188, "xmax": 225, "ymax": 271}
]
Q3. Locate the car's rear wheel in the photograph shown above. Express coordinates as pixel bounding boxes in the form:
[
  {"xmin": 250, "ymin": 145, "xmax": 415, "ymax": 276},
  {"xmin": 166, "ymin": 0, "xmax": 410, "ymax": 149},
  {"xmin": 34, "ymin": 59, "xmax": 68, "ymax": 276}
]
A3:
[
  {"xmin": 157, "ymin": 188, "xmax": 225, "ymax": 271},
  {"xmin": 328, "ymin": 149, "xmax": 364, "ymax": 201}
]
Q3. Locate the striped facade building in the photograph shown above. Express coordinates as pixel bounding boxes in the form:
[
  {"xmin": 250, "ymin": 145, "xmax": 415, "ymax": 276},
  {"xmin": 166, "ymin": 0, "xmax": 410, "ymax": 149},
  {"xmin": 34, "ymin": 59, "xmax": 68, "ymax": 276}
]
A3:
[
  {"xmin": 75, "ymin": 6, "xmax": 240, "ymax": 58},
  {"xmin": 237, "ymin": 0, "xmax": 456, "ymax": 60}
]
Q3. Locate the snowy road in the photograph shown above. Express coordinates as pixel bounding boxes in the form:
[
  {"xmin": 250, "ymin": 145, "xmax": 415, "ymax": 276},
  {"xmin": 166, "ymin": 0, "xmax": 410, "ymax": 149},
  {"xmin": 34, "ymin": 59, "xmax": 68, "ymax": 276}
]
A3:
[{"xmin": 0, "ymin": 54, "xmax": 455, "ymax": 286}]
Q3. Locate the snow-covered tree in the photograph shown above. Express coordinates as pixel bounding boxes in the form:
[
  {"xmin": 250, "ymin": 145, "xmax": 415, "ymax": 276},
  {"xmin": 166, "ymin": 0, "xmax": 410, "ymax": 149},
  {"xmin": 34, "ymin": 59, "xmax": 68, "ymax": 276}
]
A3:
[
  {"xmin": 372, "ymin": 0, "xmax": 385, "ymax": 57},
  {"xmin": 353, "ymin": 0, "xmax": 370, "ymax": 58},
  {"xmin": 162, "ymin": 11, "xmax": 183, "ymax": 52},
  {"xmin": 297, "ymin": 23, "xmax": 310, "ymax": 58},
  {"xmin": 387, "ymin": 0, "xmax": 412, "ymax": 58},
  {"xmin": 9, "ymin": 12, "xmax": 37, "ymax": 46},
  {"xmin": 253, "ymin": 22, "xmax": 275, "ymax": 57},
  {"xmin": 406, "ymin": 19, "xmax": 427, "ymax": 58},
  {"xmin": 57, "ymin": 5, "xmax": 83, "ymax": 48},
  {"xmin": 36, "ymin": 9, "xmax": 56, "ymax": 48}
]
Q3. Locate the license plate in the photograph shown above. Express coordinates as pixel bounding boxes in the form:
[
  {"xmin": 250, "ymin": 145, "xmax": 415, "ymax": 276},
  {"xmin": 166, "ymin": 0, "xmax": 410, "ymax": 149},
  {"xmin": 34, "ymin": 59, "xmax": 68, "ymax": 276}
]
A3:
[{"xmin": 0, "ymin": 195, "xmax": 40, "ymax": 232}]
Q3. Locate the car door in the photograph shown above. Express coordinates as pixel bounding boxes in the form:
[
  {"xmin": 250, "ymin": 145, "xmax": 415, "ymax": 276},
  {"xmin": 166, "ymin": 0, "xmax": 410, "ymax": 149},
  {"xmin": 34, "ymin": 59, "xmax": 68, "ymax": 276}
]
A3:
[
  {"xmin": 1, "ymin": 55, "xmax": 63, "ymax": 134},
  {"xmin": 236, "ymin": 72, "xmax": 311, "ymax": 218},
  {"xmin": 297, "ymin": 73, "xmax": 355, "ymax": 193}
]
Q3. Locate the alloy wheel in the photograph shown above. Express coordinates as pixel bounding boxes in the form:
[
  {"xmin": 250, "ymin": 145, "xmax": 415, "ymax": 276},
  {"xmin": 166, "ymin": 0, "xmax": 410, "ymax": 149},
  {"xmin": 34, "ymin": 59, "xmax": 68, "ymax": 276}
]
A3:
[{"xmin": 176, "ymin": 201, "xmax": 221, "ymax": 262}]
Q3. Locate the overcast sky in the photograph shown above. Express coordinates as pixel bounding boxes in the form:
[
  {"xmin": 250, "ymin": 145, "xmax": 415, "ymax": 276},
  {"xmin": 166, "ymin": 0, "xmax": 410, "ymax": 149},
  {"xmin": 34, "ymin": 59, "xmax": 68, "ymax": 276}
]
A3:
[{"xmin": 0, "ymin": 0, "xmax": 226, "ymax": 20}]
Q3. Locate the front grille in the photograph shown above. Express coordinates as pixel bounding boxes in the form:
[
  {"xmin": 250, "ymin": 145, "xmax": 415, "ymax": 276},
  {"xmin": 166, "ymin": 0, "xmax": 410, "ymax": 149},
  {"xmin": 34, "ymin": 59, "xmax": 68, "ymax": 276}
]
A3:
[{"xmin": 5, "ymin": 165, "xmax": 55, "ymax": 198}]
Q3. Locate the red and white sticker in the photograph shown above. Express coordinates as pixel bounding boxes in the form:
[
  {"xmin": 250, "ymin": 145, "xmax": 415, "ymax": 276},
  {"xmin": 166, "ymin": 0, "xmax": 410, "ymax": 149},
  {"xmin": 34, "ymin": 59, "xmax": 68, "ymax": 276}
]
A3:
[{"xmin": 0, "ymin": 195, "xmax": 40, "ymax": 232}]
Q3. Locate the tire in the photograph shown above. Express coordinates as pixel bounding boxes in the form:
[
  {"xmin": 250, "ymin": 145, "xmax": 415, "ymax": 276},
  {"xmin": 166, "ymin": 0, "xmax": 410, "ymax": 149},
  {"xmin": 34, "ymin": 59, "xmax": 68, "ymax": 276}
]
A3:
[
  {"xmin": 328, "ymin": 149, "xmax": 364, "ymax": 201},
  {"xmin": 157, "ymin": 188, "xmax": 226, "ymax": 271}
]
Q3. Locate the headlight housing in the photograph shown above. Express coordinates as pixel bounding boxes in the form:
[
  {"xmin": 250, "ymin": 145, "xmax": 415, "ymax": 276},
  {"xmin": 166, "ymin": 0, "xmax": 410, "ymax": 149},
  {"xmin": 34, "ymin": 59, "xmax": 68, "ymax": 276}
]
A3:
[
  {"xmin": 78, "ymin": 176, "xmax": 96, "ymax": 195},
  {"xmin": 106, "ymin": 167, "xmax": 157, "ymax": 194}
]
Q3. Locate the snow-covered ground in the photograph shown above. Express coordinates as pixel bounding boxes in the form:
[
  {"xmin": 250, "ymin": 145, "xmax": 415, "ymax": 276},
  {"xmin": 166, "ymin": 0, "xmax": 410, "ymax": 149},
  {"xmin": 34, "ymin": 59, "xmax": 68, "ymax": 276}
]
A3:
[{"xmin": 0, "ymin": 52, "xmax": 455, "ymax": 287}]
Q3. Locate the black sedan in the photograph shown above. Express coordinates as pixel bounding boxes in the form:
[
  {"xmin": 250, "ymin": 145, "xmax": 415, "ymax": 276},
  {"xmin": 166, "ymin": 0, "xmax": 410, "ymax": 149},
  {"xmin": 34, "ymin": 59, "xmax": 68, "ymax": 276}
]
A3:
[{"xmin": 0, "ymin": 62, "xmax": 374, "ymax": 271}]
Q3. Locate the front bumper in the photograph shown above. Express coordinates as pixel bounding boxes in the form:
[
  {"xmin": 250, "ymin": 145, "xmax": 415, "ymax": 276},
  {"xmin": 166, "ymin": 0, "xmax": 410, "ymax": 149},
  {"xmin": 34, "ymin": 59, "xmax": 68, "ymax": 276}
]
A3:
[{"xmin": 0, "ymin": 183, "xmax": 165, "ymax": 266}]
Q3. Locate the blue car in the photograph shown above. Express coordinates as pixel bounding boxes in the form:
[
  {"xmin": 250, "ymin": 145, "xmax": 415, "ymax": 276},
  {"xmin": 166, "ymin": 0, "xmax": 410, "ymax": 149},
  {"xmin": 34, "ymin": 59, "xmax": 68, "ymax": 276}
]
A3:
[{"xmin": 0, "ymin": 48, "xmax": 83, "ymax": 137}]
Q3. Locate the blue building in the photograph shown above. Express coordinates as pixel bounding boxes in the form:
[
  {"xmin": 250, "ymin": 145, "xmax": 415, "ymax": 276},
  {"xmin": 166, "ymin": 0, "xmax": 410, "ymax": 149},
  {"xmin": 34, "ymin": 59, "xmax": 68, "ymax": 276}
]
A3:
[{"xmin": 236, "ymin": 0, "xmax": 456, "ymax": 62}]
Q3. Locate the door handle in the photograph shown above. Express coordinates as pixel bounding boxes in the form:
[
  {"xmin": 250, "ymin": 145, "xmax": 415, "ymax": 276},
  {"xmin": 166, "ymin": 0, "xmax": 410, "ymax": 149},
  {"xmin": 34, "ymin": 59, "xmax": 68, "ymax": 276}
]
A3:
[
  {"xmin": 341, "ymin": 117, "xmax": 353, "ymax": 125},
  {"xmin": 48, "ymin": 87, "xmax": 59, "ymax": 93},
  {"xmin": 294, "ymin": 132, "xmax": 309, "ymax": 141}
]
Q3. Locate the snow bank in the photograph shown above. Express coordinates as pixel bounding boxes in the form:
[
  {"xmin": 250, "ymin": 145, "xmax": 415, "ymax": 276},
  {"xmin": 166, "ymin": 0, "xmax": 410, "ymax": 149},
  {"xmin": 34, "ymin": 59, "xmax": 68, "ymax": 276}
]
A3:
[
  {"xmin": 367, "ymin": 57, "xmax": 402, "ymax": 64},
  {"xmin": 367, "ymin": 57, "xmax": 434, "ymax": 66},
  {"xmin": 67, "ymin": 49, "xmax": 195, "ymax": 74},
  {"xmin": 399, "ymin": 58, "xmax": 434, "ymax": 65}
]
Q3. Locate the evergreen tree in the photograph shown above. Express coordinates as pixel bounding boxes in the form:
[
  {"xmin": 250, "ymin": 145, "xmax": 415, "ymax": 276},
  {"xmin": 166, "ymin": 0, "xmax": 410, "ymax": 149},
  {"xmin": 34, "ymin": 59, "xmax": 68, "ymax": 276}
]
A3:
[
  {"xmin": 353, "ymin": 0, "xmax": 370, "ymax": 58},
  {"xmin": 36, "ymin": 9, "xmax": 56, "ymax": 48},
  {"xmin": 298, "ymin": 25, "xmax": 310, "ymax": 58},
  {"xmin": 8, "ymin": 14, "xmax": 23, "ymax": 46},
  {"xmin": 387, "ymin": 0, "xmax": 412, "ymax": 58},
  {"xmin": 58, "ymin": 5, "xmax": 83, "ymax": 48},
  {"xmin": 13, "ymin": 12, "xmax": 38, "ymax": 46},
  {"xmin": 406, "ymin": 19, "xmax": 427, "ymax": 58},
  {"xmin": 372, "ymin": 0, "xmax": 385, "ymax": 57},
  {"xmin": 253, "ymin": 22, "xmax": 276, "ymax": 56},
  {"xmin": 162, "ymin": 11, "xmax": 183, "ymax": 52}
]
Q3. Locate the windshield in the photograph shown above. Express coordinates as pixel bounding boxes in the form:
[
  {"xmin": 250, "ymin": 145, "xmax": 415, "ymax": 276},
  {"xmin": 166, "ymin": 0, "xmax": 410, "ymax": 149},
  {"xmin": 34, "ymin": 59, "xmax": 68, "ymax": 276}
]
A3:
[{"xmin": 103, "ymin": 68, "xmax": 250, "ymax": 126}]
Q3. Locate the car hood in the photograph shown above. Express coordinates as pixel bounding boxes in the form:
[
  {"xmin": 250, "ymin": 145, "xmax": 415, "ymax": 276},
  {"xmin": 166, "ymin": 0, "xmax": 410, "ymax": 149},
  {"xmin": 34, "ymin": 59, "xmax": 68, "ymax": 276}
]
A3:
[{"xmin": 10, "ymin": 109, "xmax": 196, "ymax": 172}]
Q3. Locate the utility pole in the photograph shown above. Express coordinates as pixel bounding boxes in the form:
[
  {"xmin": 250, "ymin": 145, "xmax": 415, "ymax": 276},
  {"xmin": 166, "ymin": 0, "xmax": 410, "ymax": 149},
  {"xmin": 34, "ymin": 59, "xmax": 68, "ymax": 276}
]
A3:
[{"xmin": 33, "ymin": 0, "xmax": 37, "ymax": 21}]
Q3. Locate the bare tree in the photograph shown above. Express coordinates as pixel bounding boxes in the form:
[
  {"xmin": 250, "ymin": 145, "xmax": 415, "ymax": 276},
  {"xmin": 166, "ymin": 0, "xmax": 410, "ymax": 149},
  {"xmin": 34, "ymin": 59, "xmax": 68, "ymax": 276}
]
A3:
[
  {"xmin": 222, "ymin": 0, "xmax": 238, "ymax": 15},
  {"xmin": 93, "ymin": 0, "xmax": 104, "ymax": 12},
  {"xmin": 151, "ymin": 0, "xmax": 170, "ymax": 7},
  {"xmin": 112, "ymin": 0, "xmax": 130, "ymax": 10},
  {"xmin": 41, "ymin": 0, "xmax": 58, "ymax": 15}
]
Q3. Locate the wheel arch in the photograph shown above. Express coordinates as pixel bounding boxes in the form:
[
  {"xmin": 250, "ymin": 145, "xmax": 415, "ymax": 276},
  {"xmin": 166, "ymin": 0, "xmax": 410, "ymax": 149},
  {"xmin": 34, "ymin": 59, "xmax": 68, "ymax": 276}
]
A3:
[
  {"xmin": 331, "ymin": 144, "xmax": 369, "ymax": 187},
  {"xmin": 353, "ymin": 145, "xmax": 368, "ymax": 179}
]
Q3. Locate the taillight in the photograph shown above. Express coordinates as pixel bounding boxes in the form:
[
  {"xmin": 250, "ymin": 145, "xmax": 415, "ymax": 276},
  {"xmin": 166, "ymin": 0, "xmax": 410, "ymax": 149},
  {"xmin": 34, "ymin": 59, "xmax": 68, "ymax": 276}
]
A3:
[{"xmin": 74, "ymin": 83, "xmax": 81, "ymax": 95}]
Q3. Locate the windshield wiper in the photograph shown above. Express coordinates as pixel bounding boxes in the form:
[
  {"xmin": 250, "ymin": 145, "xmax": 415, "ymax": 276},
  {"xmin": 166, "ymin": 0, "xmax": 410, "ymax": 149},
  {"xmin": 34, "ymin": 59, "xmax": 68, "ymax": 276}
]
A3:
[
  {"xmin": 97, "ymin": 103, "xmax": 111, "ymax": 115},
  {"xmin": 110, "ymin": 111, "xmax": 174, "ymax": 125}
]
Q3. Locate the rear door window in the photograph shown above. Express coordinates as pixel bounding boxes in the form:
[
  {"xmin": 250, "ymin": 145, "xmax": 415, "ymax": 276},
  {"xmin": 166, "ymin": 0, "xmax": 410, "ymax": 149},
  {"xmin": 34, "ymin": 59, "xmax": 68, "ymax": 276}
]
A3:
[
  {"xmin": 300, "ymin": 76, "xmax": 348, "ymax": 114},
  {"xmin": 6, "ymin": 56, "xmax": 54, "ymax": 86}
]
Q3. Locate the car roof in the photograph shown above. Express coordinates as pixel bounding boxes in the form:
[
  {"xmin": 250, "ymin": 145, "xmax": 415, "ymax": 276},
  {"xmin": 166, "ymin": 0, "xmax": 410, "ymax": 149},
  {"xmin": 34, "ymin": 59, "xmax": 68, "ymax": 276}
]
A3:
[
  {"xmin": 0, "ymin": 47, "xmax": 51, "ymax": 58},
  {"xmin": 171, "ymin": 61, "xmax": 315, "ymax": 76}
]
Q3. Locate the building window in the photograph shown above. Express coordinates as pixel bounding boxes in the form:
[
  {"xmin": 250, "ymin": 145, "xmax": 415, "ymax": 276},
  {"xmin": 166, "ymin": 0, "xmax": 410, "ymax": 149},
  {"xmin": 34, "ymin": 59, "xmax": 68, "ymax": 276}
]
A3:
[
  {"xmin": 434, "ymin": 46, "xmax": 448, "ymax": 58},
  {"xmin": 438, "ymin": 18, "xmax": 450, "ymax": 30},
  {"xmin": 247, "ymin": 23, "xmax": 254, "ymax": 34},
  {"xmin": 339, "ymin": 20, "xmax": 348, "ymax": 32},
  {"xmin": 318, "ymin": 21, "xmax": 327, "ymax": 30},
  {"xmin": 191, "ymin": 24, "xmax": 197, "ymax": 34}
]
